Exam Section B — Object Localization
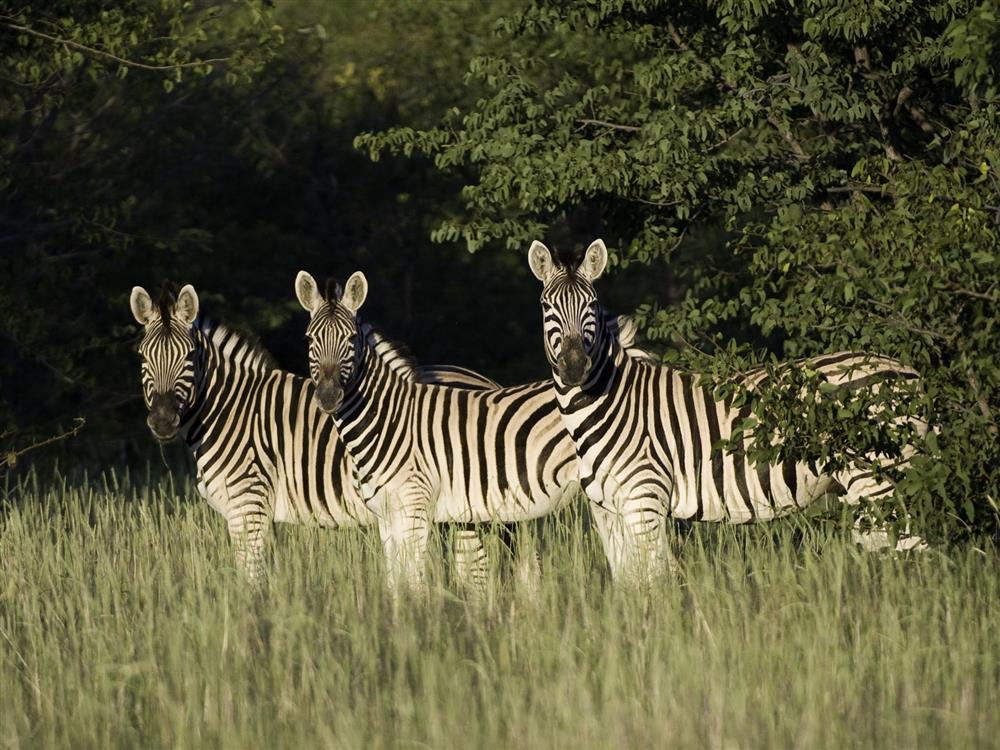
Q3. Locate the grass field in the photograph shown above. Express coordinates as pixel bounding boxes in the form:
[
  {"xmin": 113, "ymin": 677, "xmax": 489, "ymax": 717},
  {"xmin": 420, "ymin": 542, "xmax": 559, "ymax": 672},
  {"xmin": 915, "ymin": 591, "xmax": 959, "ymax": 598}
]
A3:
[{"xmin": 1, "ymin": 471, "xmax": 997, "ymax": 749}]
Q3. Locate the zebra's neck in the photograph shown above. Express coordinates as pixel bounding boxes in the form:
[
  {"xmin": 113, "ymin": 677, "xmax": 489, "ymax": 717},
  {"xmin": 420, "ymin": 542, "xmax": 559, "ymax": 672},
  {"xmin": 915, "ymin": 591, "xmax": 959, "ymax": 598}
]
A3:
[
  {"xmin": 333, "ymin": 326, "xmax": 414, "ymax": 488},
  {"xmin": 359, "ymin": 321, "xmax": 421, "ymax": 382},
  {"xmin": 180, "ymin": 318, "xmax": 277, "ymax": 447}
]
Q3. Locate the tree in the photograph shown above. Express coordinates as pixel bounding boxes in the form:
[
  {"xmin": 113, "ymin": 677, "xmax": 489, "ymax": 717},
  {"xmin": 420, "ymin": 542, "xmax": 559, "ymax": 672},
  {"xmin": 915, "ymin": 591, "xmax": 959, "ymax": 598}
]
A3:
[
  {"xmin": 0, "ymin": 0, "xmax": 280, "ymax": 455},
  {"xmin": 0, "ymin": 0, "xmax": 534, "ymax": 471},
  {"xmin": 358, "ymin": 0, "xmax": 1000, "ymax": 540}
]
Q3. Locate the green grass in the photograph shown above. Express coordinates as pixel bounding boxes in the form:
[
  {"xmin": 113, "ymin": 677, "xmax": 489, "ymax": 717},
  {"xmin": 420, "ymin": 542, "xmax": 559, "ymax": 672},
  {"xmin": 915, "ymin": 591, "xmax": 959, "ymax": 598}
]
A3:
[{"xmin": 1, "ymin": 472, "xmax": 997, "ymax": 749}]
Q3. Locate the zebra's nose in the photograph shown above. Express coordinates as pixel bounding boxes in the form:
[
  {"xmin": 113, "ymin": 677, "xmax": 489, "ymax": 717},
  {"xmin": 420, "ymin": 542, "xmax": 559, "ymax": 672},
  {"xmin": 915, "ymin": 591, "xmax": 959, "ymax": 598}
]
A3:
[
  {"xmin": 314, "ymin": 378, "xmax": 343, "ymax": 415},
  {"xmin": 147, "ymin": 393, "xmax": 180, "ymax": 441},
  {"xmin": 557, "ymin": 336, "xmax": 591, "ymax": 386}
]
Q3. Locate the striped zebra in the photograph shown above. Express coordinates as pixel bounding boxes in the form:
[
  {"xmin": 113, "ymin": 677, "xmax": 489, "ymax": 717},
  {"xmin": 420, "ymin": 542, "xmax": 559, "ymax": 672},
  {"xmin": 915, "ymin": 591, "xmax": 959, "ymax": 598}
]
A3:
[
  {"xmin": 129, "ymin": 282, "xmax": 501, "ymax": 587},
  {"xmin": 526, "ymin": 238, "xmax": 928, "ymax": 581},
  {"xmin": 293, "ymin": 270, "xmax": 653, "ymax": 591}
]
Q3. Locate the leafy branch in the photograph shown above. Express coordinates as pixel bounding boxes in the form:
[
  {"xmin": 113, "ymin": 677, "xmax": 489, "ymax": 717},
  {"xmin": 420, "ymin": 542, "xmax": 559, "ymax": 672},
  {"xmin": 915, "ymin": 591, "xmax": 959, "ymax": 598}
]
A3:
[{"xmin": 0, "ymin": 17, "xmax": 232, "ymax": 72}]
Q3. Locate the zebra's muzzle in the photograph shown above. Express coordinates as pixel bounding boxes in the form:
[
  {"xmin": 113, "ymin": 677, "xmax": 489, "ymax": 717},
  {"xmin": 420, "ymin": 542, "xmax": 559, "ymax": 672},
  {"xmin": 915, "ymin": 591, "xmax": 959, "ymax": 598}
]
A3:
[
  {"xmin": 147, "ymin": 393, "xmax": 180, "ymax": 441},
  {"xmin": 314, "ymin": 378, "xmax": 343, "ymax": 415},
  {"xmin": 557, "ymin": 336, "xmax": 592, "ymax": 386}
]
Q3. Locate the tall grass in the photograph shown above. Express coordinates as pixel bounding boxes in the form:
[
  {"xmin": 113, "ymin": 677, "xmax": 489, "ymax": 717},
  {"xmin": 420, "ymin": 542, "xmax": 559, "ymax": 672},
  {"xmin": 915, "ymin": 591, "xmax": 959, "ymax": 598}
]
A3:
[{"xmin": 1, "ymin": 471, "xmax": 997, "ymax": 749}]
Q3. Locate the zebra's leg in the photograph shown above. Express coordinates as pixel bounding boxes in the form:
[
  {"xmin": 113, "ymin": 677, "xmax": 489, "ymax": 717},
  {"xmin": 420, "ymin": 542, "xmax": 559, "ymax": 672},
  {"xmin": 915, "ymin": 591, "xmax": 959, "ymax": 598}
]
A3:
[
  {"xmin": 225, "ymin": 501, "xmax": 273, "ymax": 587},
  {"xmin": 589, "ymin": 502, "xmax": 629, "ymax": 579},
  {"xmin": 511, "ymin": 528, "xmax": 542, "ymax": 597},
  {"xmin": 451, "ymin": 524, "xmax": 489, "ymax": 596},
  {"xmin": 375, "ymin": 487, "xmax": 432, "ymax": 594},
  {"xmin": 590, "ymin": 495, "xmax": 677, "ymax": 585},
  {"xmin": 835, "ymin": 463, "xmax": 928, "ymax": 552}
]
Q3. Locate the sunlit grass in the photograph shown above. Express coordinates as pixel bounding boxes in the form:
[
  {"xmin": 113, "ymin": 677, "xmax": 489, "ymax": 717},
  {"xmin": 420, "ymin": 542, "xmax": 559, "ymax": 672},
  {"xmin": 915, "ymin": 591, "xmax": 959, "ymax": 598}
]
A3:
[{"xmin": 1, "ymin": 471, "xmax": 996, "ymax": 748}]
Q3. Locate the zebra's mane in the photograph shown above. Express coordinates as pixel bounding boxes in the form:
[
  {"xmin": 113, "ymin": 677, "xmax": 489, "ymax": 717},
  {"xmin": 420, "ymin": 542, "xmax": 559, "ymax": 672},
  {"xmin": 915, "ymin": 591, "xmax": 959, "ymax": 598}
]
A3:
[
  {"xmin": 315, "ymin": 276, "xmax": 421, "ymax": 382},
  {"xmin": 552, "ymin": 244, "xmax": 585, "ymax": 276},
  {"xmin": 323, "ymin": 276, "xmax": 343, "ymax": 303},
  {"xmin": 359, "ymin": 320, "xmax": 422, "ymax": 382},
  {"xmin": 606, "ymin": 313, "xmax": 636, "ymax": 348},
  {"xmin": 606, "ymin": 312, "xmax": 659, "ymax": 363},
  {"xmin": 196, "ymin": 317, "xmax": 279, "ymax": 373},
  {"xmin": 362, "ymin": 312, "xmax": 651, "ymax": 382},
  {"xmin": 153, "ymin": 280, "xmax": 185, "ymax": 334}
]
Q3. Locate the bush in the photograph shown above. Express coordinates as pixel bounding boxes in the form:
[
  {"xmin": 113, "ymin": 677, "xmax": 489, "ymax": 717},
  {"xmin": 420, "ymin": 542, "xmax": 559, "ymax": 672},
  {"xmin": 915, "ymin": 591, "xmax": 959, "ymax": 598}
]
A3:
[{"xmin": 359, "ymin": 0, "xmax": 1000, "ymax": 541}]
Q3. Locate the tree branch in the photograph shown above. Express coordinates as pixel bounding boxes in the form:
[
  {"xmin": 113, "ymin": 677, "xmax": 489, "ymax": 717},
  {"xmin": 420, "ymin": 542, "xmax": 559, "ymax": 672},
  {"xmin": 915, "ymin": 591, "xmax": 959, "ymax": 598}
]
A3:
[
  {"xmin": 1, "ymin": 417, "xmax": 85, "ymax": 471},
  {"xmin": 825, "ymin": 183, "xmax": 897, "ymax": 195},
  {"xmin": 0, "ymin": 19, "xmax": 232, "ymax": 72},
  {"xmin": 630, "ymin": 196, "xmax": 681, "ymax": 207},
  {"xmin": 949, "ymin": 287, "xmax": 997, "ymax": 301},
  {"xmin": 576, "ymin": 118, "xmax": 641, "ymax": 133}
]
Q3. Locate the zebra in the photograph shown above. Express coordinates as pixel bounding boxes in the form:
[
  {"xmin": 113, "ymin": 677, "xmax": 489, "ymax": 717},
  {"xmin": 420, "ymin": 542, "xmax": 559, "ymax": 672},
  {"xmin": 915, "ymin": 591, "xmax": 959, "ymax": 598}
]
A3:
[
  {"xmin": 129, "ymin": 282, "xmax": 502, "ymax": 587},
  {"xmin": 293, "ymin": 270, "xmax": 654, "ymax": 591},
  {"xmin": 526, "ymin": 238, "xmax": 928, "ymax": 581}
]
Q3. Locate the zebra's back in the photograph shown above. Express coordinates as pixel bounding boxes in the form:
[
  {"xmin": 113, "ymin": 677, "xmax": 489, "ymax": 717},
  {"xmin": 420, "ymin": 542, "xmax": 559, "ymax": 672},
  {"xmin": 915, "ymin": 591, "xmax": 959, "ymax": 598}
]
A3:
[
  {"xmin": 353, "ymin": 377, "xmax": 580, "ymax": 524},
  {"xmin": 570, "ymin": 351, "xmax": 920, "ymax": 523}
]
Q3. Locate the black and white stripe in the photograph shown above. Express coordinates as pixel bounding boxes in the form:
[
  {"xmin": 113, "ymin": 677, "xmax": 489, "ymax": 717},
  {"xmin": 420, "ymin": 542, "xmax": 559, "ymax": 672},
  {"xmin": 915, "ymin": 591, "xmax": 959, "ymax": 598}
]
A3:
[
  {"xmin": 294, "ymin": 270, "xmax": 653, "ymax": 590},
  {"xmin": 129, "ymin": 283, "xmax": 499, "ymax": 585},
  {"xmin": 527, "ymin": 239, "xmax": 927, "ymax": 580}
]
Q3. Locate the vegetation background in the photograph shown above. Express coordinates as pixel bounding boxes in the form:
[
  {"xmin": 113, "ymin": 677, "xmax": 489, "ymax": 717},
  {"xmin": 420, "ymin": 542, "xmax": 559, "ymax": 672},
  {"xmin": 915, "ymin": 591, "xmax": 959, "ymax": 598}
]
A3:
[
  {"xmin": 0, "ymin": 1, "xmax": 998, "ymax": 745},
  {"xmin": 1, "ymin": 0, "xmax": 998, "ymax": 540}
]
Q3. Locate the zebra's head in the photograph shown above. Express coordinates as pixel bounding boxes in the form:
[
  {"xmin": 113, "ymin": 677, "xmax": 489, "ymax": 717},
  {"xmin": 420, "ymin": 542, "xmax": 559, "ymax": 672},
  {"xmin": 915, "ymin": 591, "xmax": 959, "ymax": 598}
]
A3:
[
  {"xmin": 528, "ymin": 238, "xmax": 609, "ymax": 387},
  {"xmin": 130, "ymin": 283, "xmax": 200, "ymax": 442},
  {"xmin": 295, "ymin": 270, "xmax": 368, "ymax": 415}
]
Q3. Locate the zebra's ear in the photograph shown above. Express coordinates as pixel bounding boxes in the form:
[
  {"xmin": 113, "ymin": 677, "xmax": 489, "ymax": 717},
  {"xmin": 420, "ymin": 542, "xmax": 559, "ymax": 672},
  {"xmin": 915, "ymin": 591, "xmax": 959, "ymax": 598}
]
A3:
[
  {"xmin": 295, "ymin": 271, "xmax": 322, "ymax": 316},
  {"xmin": 580, "ymin": 239, "xmax": 608, "ymax": 281},
  {"xmin": 528, "ymin": 240, "xmax": 554, "ymax": 282},
  {"xmin": 341, "ymin": 271, "xmax": 368, "ymax": 314},
  {"xmin": 130, "ymin": 286, "xmax": 154, "ymax": 326},
  {"xmin": 174, "ymin": 284, "xmax": 199, "ymax": 326}
]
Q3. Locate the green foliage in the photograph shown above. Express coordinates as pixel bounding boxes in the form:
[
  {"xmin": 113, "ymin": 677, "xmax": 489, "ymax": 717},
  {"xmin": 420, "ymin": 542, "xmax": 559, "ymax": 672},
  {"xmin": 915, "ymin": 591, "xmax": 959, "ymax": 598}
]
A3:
[
  {"xmin": 2, "ymin": 0, "xmax": 997, "ymax": 540},
  {"xmin": 0, "ymin": 0, "xmax": 533, "ymax": 467},
  {"xmin": 2, "ymin": 473, "xmax": 998, "ymax": 746},
  {"xmin": 360, "ymin": 0, "xmax": 1000, "ymax": 540},
  {"xmin": 0, "ymin": 0, "xmax": 281, "ymax": 447}
]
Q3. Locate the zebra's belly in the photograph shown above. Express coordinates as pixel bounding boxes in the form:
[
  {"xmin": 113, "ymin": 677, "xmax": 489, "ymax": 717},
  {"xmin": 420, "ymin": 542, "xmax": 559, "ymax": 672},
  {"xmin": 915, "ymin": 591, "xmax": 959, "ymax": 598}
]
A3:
[
  {"xmin": 672, "ymin": 460, "xmax": 836, "ymax": 523},
  {"xmin": 580, "ymin": 449, "xmax": 821, "ymax": 524},
  {"xmin": 433, "ymin": 482, "xmax": 577, "ymax": 524},
  {"xmin": 272, "ymin": 486, "xmax": 374, "ymax": 528}
]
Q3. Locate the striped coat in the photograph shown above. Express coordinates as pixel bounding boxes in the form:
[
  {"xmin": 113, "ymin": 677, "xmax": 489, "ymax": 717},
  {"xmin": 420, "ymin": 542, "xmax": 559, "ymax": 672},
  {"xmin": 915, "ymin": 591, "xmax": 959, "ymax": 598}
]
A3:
[
  {"xmin": 130, "ymin": 283, "xmax": 499, "ymax": 585},
  {"xmin": 528, "ymin": 240, "xmax": 927, "ymax": 580},
  {"xmin": 294, "ymin": 270, "xmax": 654, "ymax": 589}
]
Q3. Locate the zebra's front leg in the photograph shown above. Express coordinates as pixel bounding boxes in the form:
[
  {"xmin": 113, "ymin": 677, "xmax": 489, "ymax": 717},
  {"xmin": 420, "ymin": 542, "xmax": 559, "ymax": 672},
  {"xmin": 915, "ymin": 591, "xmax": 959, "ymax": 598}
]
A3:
[
  {"xmin": 375, "ymin": 486, "xmax": 432, "ymax": 595},
  {"xmin": 510, "ymin": 524, "xmax": 542, "ymax": 597},
  {"xmin": 226, "ymin": 502, "xmax": 273, "ymax": 587},
  {"xmin": 590, "ymin": 494, "xmax": 676, "ymax": 585},
  {"xmin": 451, "ymin": 525, "xmax": 489, "ymax": 596}
]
